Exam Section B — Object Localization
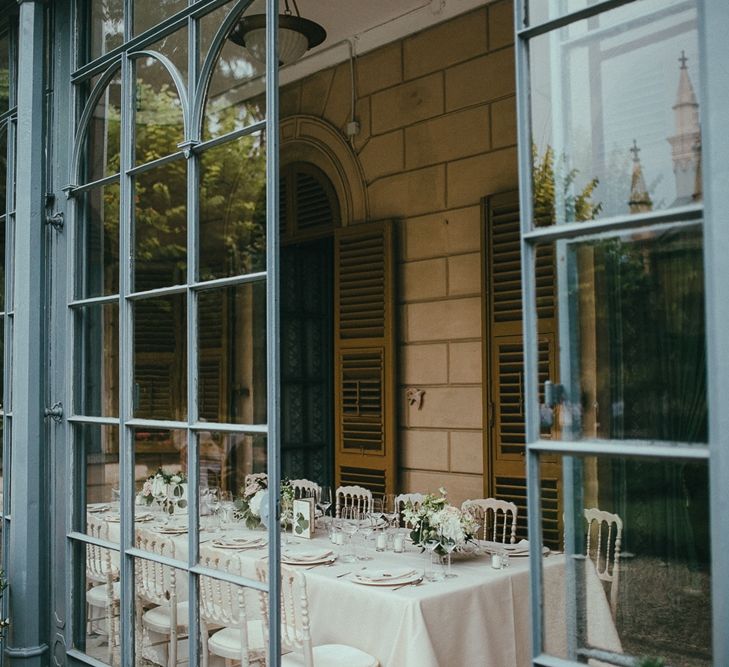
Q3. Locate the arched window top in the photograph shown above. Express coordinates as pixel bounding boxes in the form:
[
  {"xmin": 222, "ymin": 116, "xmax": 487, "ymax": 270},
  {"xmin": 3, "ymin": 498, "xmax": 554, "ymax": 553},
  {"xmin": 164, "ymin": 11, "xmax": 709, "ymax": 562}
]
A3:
[{"xmin": 280, "ymin": 162, "xmax": 341, "ymax": 242}]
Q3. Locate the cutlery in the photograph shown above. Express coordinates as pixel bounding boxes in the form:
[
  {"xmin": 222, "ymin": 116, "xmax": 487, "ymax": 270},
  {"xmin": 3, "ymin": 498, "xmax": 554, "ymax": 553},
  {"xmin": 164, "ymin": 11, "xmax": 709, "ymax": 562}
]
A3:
[{"xmin": 392, "ymin": 577, "xmax": 424, "ymax": 591}]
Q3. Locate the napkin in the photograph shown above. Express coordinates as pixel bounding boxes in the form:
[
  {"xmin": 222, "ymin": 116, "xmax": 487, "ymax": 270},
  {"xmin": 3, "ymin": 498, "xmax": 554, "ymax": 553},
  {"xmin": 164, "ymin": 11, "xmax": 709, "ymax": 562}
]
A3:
[
  {"xmin": 355, "ymin": 568, "xmax": 416, "ymax": 583},
  {"xmin": 213, "ymin": 537, "xmax": 264, "ymax": 548},
  {"xmin": 281, "ymin": 548, "xmax": 332, "ymax": 562},
  {"xmin": 87, "ymin": 504, "xmax": 111, "ymax": 513}
]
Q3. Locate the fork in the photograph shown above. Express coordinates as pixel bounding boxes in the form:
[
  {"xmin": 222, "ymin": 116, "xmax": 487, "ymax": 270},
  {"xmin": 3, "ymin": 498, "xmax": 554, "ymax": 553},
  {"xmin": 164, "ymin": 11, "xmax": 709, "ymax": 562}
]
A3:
[{"xmin": 392, "ymin": 577, "xmax": 424, "ymax": 591}]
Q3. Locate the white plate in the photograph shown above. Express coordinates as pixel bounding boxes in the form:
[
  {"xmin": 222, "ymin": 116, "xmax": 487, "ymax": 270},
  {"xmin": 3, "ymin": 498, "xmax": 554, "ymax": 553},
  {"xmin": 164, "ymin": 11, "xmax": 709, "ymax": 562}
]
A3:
[
  {"xmin": 87, "ymin": 504, "xmax": 111, "ymax": 514},
  {"xmin": 156, "ymin": 526, "xmax": 189, "ymax": 535},
  {"xmin": 351, "ymin": 569, "xmax": 421, "ymax": 587},
  {"xmin": 281, "ymin": 551, "xmax": 335, "ymax": 566},
  {"xmin": 479, "ymin": 540, "xmax": 550, "ymax": 557},
  {"xmin": 104, "ymin": 513, "xmax": 154, "ymax": 523},
  {"xmin": 212, "ymin": 538, "xmax": 267, "ymax": 550}
]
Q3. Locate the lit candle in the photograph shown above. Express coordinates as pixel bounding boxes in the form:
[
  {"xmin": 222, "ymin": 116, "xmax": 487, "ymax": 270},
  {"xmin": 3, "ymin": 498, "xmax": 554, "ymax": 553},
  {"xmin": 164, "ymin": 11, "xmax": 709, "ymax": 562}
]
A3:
[
  {"xmin": 376, "ymin": 532, "xmax": 387, "ymax": 551},
  {"xmin": 393, "ymin": 533, "xmax": 404, "ymax": 553},
  {"xmin": 491, "ymin": 553, "xmax": 502, "ymax": 569}
]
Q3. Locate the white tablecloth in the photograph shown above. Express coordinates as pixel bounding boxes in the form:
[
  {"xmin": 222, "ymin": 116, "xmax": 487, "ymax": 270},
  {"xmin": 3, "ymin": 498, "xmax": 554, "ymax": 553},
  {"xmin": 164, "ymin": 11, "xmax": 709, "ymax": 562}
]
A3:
[{"xmin": 101, "ymin": 512, "xmax": 622, "ymax": 667}]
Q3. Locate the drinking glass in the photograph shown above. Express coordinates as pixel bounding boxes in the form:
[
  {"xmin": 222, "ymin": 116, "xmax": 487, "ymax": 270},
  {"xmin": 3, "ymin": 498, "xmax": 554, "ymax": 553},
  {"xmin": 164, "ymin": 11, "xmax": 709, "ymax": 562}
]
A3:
[
  {"xmin": 316, "ymin": 486, "xmax": 332, "ymax": 530},
  {"xmin": 383, "ymin": 494, "xmax": 399, "ymax": 529},
  {"xmin": 205, "ymin": 487, "xmax": 221, "ymax": 529},
  {"xmin": 219, "ymin": 490, "xmax": 234, "ymax": 529},
  {"xmin": 424, "ymin": 539, "xmax": 444, "ymax": 582},
  {"xmin": 340, "ymin": 507, "xmax": 360, "ymax": 563},
  {"xmin": 357, "ymin": 511, "xmax": 375, "ymax": 561},
  {"xmin": 439, "ymin": 533, "xmax": 457, "ymax": 578}
]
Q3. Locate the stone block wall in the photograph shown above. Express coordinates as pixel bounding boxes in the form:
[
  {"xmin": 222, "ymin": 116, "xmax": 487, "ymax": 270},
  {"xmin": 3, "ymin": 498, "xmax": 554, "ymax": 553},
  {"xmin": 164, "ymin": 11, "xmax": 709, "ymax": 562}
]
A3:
[{"xmin": 281, "ymin": 1, "xmax": 517, "ymax": 507}]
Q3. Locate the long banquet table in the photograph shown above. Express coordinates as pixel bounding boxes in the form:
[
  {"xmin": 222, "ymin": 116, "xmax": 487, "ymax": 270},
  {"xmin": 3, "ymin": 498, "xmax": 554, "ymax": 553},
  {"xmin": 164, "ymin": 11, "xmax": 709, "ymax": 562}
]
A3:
[{"xmin": 98, "ymin": 510, "xmax": 622, "ymax": 667}]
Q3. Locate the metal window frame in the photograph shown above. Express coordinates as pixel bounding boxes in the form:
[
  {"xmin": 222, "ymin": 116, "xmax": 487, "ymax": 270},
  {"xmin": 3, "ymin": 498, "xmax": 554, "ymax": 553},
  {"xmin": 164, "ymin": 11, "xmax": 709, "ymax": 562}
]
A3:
[
  {"xmin": 514, "ymin": 0, "xmax": 720, "ymax": 665},
  {"xmin": 59, "ymin": 0, "xmax": 282, "ymax": 664}
]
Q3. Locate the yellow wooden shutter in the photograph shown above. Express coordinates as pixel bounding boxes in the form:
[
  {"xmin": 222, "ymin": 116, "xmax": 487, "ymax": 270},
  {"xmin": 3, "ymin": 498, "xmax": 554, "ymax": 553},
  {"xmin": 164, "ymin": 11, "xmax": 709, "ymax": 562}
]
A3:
[
  {"xmin": 333, "ymin": 221, "xmax": 396, "ymax": 496},
  {"xmin": 484, "ymin": 191, "xmax": 562, "ymax": 548}
]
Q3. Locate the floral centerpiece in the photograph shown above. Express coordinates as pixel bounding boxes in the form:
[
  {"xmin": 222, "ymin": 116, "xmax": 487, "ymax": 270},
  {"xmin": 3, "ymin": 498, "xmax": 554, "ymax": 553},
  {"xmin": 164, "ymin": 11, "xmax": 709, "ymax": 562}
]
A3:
[
  {"xmin": 234, "ymin": 474, "xmax": 295, "ymax": 530},
  {"xmin": 137, "ymin": 468, "xmax": 188, "ymax": 514},
  {"xmin": 403, "ymin": 488, "xmax": 478, "ymax": 555}
]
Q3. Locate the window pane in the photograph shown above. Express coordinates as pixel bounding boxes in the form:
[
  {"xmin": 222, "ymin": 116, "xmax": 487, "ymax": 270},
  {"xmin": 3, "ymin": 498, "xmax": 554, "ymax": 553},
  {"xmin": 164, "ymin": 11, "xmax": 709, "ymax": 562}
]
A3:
[
  {"xmin": 86, "ymin": 0, "xmax": 124, "ymax": 63},
  {"xmin": 0, "ymin": 32, "xmax": 10, "ymax": 114},
  {"xmin": 538, "ymin": 224, "xmax": 706, "ymax": 443},
  {"xmin": 133, "ymin": 295, "xmax": 187, "ymax": 420},
  {"xmin": 75, "ymin": 304, "xmax": 119, "ymax": 418},
  {"xmin": 201, "ymin": 5, "xmax": 266, "ymax": 142},
  {"xmin": 79, "ymin": 423, "xmax": 120, "ymax": 534},
  {"xmin": 79, "ymin": 75, "xmax": 121, "ymax": 184},
  {"xmin": 198, "ymin": 432, "xmax": 267, "ymax": 551},
  {"xmin": 148, "ymin": 26, "xmax": 188, "ymax": 83},
  {"xmin": 530, "ymin": 0, "xmax": 700, "ymax": 225},
  {"xmin": 540, "ymin": 453, "xmax": 711, "ymax": 666},
  {"xmin": 77, "ymin": 180, "xmax": 120, "ymax": 299},
  {"xmin": 0, "ymin": 126, "xmax": 7, "ymax": 216},
  {"xmin": 198, "ymin": 133, "xmax": 266, "ymax": 281},
  {"xmin": 134, "ymin": 56, "xmax": 184, "ymax": 165},
  {"xmin": 133, "ymin": 0, "xmax": 187, "ymax": 38},
  {"xmin": 198, "ymin": 282, "xmax": 267, "ymax": 425},
  {"xmin": 133, "ymin": 159, "xmax": 187, "ymax": 291}
]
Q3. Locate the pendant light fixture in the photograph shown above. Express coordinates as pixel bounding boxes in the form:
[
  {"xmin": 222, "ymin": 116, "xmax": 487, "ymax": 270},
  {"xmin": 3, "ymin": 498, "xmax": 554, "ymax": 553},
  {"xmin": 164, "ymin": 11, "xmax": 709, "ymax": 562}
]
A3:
[{"xmin": 229, "ymin": 0, "xmax": 327, "ymax": 66}]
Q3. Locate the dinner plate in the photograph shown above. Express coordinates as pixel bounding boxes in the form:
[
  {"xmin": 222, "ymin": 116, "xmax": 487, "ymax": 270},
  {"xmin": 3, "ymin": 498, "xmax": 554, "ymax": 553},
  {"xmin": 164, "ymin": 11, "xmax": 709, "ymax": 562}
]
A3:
[
  {"xmin": 104, "ymin": 512, "xmax": 154, "ymax": 523},
  {"xmin": 281, "ymin": 549, "xmax": 335, "ymax": 565},
  {"xmin": 211, "ymin": 537, "xmax": 267, "ymax": 550},
  {"xmin": 156, "ymin": 526, "xmax": 189, "ymax": 535},
  {"xmin": 351, "ymin": 568, "xmax": 421, "ymax": 587},
  {"xmin": 87, "ymin": 504, "xmax": 111, "ymax": 514},
  {"xmin": 479, "ymin": 540, "xmax": 550, "ymax": 557}
]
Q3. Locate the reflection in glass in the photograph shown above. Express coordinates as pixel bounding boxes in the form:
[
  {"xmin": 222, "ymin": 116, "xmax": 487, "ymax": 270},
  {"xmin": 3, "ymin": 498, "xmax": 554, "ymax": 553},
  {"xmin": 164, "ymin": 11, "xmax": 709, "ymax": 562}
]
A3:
[
  {"xmin": 0, "ymin": 422, "xmax": 3, "ymax": 515},
  {"xmin": 0, "ymin": 32, "xmax": 10, "ymax": 113},
  {"xmin": 133, "ymin": 295, "xmax": 187, "ymax": 420},
  {"xmin": 530, "ymin": 0, "xmax": 700, "ymax": 225},
  {"xmin": 133, "ymin": 56, "xmax": 184, "ymax": 165},
  {"xmin": 134, "ymin": 553, "xmax": 188, "ymax": 665},
  {"xmin": 80, "ymin": 539, "xmax": 121, "ymax": 666},
  {"xmin": 148, "ymin": 26, "xmax": 188, "ymax": 82},
  {"xmin": 79, "ymin": 424, "xmax": 120, "ymax": 526},
  {"xmin": 75, "ymin": 304, "xmax": 119, "ymax": 417},
  {"xmin": 198, "ymin": 133, "xmax": 266, "ymax": 281},
  {"xmin": 201, "ymin": 11, "xmax": 266, "ymax": 141},
  {"xmin": 133, "ymin": 159, "xmax": 187, "ymax": 291},
  {"xmin": 542, "ymin": 225, "xmax": 706, "ymax": 443},
  {"xmin": 0, "ymin": 218, "xmax": 4, "ymax": 313},
  {"xmin": 77, "ymin": 180, "xmax": 120, "ymax": 299},
  {"xmin": 198, "ymin": 432, "xmax": 267, "ymax": 546},
  {"xmin": 86, "ymin": 0, "xmax": 124, "ymax": 63},
  {"xmin": 198, "ymin": 282, "xmax": 267, "ymax": 425},
  {"xmin": 0, "ymin": 126, "xmax": 7, "ymax": 215},
  {"xmin": 133, "ymin": 0, "xmax": 187, "ymax": 38},
  {"xmin": 541, "ymin": 454, "xmax": 710, "ymax": 666},
  {"xmin": 80, "ymin": 75, "xmax": 121, "ymax": 183}
]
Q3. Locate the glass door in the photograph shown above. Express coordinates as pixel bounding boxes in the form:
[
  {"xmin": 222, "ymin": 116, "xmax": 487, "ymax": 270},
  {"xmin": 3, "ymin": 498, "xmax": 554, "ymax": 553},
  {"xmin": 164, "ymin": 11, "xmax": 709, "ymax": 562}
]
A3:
[
  {"xmin": 61, "ymin": 1, "xmax": 281, "ymax": 665},
  {"xmin": 515, "ymin": 1, "xmax": 713, "ymax": 665}
]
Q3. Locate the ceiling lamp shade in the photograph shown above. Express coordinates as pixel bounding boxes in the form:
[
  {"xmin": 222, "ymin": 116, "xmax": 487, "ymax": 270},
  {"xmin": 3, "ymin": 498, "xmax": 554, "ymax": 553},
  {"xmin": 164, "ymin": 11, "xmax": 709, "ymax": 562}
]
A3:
[{"xmin": 229, "ymin": 1, "xmax": 326, "ymax": 66}]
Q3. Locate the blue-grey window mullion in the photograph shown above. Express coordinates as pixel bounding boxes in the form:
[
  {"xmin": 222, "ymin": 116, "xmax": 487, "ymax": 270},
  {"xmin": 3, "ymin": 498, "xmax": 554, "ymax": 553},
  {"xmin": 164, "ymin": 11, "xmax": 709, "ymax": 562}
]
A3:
[
  {"xmin": 186, "ymin": 11, "xmax": 200, "ymax": 666},
  {"xmin": 118, "ymin": 49, "xmax": 136, "ymax": 665},
  {"xmin": 265, "ymin": 0, "xmax": 281, "ymax": 664},
  {"xmin": 698, "ymin": 1, "xmax": 729, "ymax": 665},
  {"xmin": 515, "ymin": 0, "xmax": 545, "ymax": 660}
]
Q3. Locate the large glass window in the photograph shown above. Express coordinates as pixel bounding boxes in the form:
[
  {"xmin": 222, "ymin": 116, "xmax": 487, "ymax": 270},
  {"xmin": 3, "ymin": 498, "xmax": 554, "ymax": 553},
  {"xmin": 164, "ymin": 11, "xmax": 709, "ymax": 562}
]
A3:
[
  {"xmin": 517, "ymin": 1, "xmax": 710, "ymax": 665},
  {"xmin": 68, "ymin": 2, "xmax": 275, "ymax": 665}
]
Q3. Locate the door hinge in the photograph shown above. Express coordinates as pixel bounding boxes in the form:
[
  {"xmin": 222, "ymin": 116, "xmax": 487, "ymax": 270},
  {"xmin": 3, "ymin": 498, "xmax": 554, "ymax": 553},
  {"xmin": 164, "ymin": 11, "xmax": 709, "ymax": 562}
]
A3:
[{"xmin": 44, "ymin": 401, "xmax": 63, "ymax": 423}]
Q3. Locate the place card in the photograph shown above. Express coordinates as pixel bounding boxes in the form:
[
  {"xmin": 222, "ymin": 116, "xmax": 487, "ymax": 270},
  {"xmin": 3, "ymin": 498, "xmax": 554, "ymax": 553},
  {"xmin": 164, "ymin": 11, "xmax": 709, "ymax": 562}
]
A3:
[{"xmin": 293, "ymin": 498, "xmax": 315, "ymax": 539}]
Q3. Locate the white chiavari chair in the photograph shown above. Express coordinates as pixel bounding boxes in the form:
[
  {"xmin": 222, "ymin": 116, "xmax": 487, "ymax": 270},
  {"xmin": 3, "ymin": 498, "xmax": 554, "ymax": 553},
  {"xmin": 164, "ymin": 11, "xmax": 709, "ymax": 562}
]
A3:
[
  {"xmin": 135, "ymin": 529, "xmax": 188, "ymax": 667},
  {"xmin": 394, "ymin": 493, "xmax": 425, "ymax": 527},
  {"xmin": 199, "ymin": 548, "xmax": 266, "ymax": 667},
  {"xmin": 584, "ymin": 507, "xmax": 623, "ymax": 618},
  {"xmin": 290, "ymin": 479, "xmax": 321, "ymax": 501},
  {"xmin": 461, "ymin": 498, "xmax": 518, "ymax": 544},
  {"xmin": 334, "ymin": 485, "xmax": 372, "ymax": 518},
  {"xmin": 85, "ymin": 514, "xmax": 120, "ymax": 665},
  {"xmin": 257, "ymin": 562, "xmax": 380, "ymax": 667}
]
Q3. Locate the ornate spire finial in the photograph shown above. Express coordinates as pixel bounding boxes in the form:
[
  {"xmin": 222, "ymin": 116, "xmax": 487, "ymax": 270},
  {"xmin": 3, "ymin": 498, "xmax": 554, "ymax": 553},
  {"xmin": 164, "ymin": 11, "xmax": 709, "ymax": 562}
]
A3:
[
  {"xmin": 679, "ymin": 50, "xmax": 688, "ymax": 69},
  {"xmin": 630, "ymin": 139, "xmax": 641, "ymax": 163}
]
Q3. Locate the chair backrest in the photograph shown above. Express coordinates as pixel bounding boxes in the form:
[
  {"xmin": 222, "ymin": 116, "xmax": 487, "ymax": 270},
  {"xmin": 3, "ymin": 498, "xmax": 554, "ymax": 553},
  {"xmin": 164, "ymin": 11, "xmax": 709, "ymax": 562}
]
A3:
[
  {"xmin": 584, "ymin": 507, "xmax": 623, "ymax": 618},
  {"xmin": 86, "ymin": 515, "xmax": 118, "ymax": 583},
  {"xmin": 290, "ymin": 479, "xmax": 321, "ymax": 502},
  {"xmin": 135, "ymin": 529, "xmax": 177, "ymax": 607},
  {"xmin": 257, "ymin": 563, "xmax": 315, "ymax": 667},
  {"xmin": 462, "ymin": 498, "xmax": 518, "ymax": 544},
  {"xmin": 394, "ymin": 493, "xmax": 426, "ymax": 527},
  {"xmin": 335, "ymin": 485, "xmax": 372, "ymax": 518}
]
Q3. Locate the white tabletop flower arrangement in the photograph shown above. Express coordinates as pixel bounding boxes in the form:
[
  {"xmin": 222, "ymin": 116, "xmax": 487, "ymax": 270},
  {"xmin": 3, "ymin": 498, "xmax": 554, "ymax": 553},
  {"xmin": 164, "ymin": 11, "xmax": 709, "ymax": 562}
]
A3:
[
  {"xmin": 403, "ymin": 488, "xmax": 478, "ymax": 556},
  {"xmin": 137, "ymin": 468, "xmax": 188, "ymax": 514},
  {"xmin": 234, "ymin": 473, "xmax": 295, "ymax": 530}
]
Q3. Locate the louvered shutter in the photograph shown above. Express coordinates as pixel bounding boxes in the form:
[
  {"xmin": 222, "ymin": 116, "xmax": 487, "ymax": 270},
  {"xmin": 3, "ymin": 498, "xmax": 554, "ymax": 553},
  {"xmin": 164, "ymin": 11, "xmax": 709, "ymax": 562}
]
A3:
[
  {"xmin": 485, "ymin": 191, "xmax": 562, "ymax": 548},
  {"xmin": 334, "ymin": 221, "xmax": 396, "ymax": 496}
]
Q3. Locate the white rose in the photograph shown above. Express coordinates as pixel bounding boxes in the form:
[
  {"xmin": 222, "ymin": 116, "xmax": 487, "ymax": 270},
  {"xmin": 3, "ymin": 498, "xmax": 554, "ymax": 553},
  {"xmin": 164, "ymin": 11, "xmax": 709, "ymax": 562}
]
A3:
[
  {"xmin": 171, "ymin": 475, "xmax": 182, "ymax": 484},
  {"xmin": 248, "ymin": 489, "xmax": 265, "ymax": 518},
  {"xmin": 151, "ymin": 476, "xmax": 166, "ymax": 497}
]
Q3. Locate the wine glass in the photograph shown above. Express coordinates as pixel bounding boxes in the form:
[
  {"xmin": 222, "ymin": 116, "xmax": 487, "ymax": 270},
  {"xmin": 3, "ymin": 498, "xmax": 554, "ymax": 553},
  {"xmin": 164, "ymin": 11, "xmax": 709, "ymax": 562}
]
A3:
[
  {"xmin": 316, "ymin": 486, "xmax": 332, "ymax": 530},
  {"xmin": 383, "ymin": 494, "xmax": 399, "ymax": 529},
  {"xmin": 205, "ymin": 487, "xmax": 221, "ymax": 529}
]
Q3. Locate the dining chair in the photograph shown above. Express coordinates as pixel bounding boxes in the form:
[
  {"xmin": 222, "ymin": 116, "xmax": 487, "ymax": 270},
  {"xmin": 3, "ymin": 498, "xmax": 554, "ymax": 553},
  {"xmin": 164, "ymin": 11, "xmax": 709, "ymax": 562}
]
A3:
[
  {"xmin": 335, "ymin": 485, "xmax": 372, "ymax": 518},
  {"xmin": 85, "ymin": 515, "xmax": 120, "ymax": 665},
  {"xmin": 584, "ymin": 507, "xmax": 623, "ymax": 618},
  {"xmin": 290, "ymin": 479, "xmax": 321, "ymax": 501},
  {"xmin": 134, "ymin": 529, "xmax": 189, "ymax": 667},
  {"xmin": 199, "ymin": 548, "xmax": 266, "ymax": 667},
  {"xmin": 257, "ymin": 562, "xmax": 380, "ymax": 667},
  {"xmin": 394, "ymin": 493, "xmax": 425, "ymax": 527},
  {"xmin": 461, "ymin": 498, "xmax": 518, "ymax": 544}
]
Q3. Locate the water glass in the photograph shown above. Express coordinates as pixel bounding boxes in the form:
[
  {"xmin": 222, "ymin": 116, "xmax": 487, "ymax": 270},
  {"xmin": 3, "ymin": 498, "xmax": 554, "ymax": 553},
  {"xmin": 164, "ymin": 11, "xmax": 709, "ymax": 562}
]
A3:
[
  {"xmin": 316, "ymin": 486, "xmax": 332, "ymax": 530},
  {"xmin": 424, "ymin": 539, "xmax": 444, "ymax": 582}
]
